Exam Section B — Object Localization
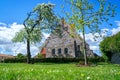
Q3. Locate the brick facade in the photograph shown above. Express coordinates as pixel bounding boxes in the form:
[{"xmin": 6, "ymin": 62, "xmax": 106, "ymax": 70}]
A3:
[{"xmin": 42, "ymin": 22, "xmax": 94, "ymax": 58}]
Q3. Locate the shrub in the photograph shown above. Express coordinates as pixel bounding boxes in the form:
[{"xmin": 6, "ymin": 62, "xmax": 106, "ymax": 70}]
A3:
[
  {"xmin": 3, "ymin": 57, "xmax": 105, "ymax": 63},
  {"xmin": 4, "ymin": 58, "xmax": 27, "ymax": 63}
]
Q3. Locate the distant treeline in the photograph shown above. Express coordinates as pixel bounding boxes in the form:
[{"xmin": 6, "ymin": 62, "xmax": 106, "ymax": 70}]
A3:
[{"xmin": 100, "ymin": 32, "xmax": 120, "ymax": 61}]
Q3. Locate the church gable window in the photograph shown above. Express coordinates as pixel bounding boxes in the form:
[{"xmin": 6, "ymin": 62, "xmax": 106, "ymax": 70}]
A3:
[
  {"xmin": 58, "ymin": 48, "xmax": 61, "ymax": 54},
  {"xmin": 77, "ymin": 45, "xmax": 80, "ymax": 51},
  {"xmin": 64, "ymin": 48, "xmax": 68, "ymax": 54},
  {"xmin": 52, "ymin": 49, "xmax": 55, "ymax": 55}
]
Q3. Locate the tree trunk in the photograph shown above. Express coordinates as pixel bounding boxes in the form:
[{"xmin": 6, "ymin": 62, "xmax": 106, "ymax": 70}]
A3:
[
  {"xmin": 27, "ymin": 38, "xmax": 31, "ymax": 64},
  {"xmin": 74, "ymin": 40, "xmax": 77, "ymax": 57},
  {"xmin": 82, "ymin": 27, "xmax": 88, "ymax": 65}
]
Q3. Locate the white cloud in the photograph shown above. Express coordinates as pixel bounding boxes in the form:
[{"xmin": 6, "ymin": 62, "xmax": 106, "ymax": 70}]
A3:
[
  {"xmin": 85, "ymin": 33, "xmax": 95, "ymax": 42},
  {"xmin": 0, "ymin": 22, "xmax": 40, "ymax": 57},
  {"xmin": 0, "ymin": 22, "xmax": 24, "ymax": 41},
  {"xmin": 0, "ymin": 22, "xmax": 6, "ymax": 26},
  {"xmin": 90, "ymin": 46, "xmax": 99, "ymax": 51},
  {"xmin": 84, "ymin": 20, "xmax": 120, "ymax": 56},
  {"xmin": 111, "ymin": 28, "xmax": 120, "ymax": 35},
  {"xmin": 115, "ymin": 21, "xmax": 120, "ymax": 27},
  {"xmin": 84, "ymin": 33, "xmax": 101, "ymax": 56},
  {"xmin": 111, "ymin": 21, "xmax": 120, "ymax": 35},
  {"xmin": 43, "ymin": 33, "xmax": 50, "ymax": 39}
]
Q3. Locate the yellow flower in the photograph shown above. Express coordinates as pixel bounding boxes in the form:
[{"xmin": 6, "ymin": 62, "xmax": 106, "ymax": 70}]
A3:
[{"xmin": 70, "ymin": 24, "xmax": 75, "ymax": 29}]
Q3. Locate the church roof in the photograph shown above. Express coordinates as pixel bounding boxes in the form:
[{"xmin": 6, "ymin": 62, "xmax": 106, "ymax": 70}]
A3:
[
  {"xmin": 0, "ymin": 54, "xmax": 15, "ymax": 58},
  {"xmin": 40, "ymin": 48, "xmax": 46, "ymax": 55}
]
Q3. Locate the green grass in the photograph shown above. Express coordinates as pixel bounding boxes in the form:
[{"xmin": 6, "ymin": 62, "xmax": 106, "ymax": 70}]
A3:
[{"xmin": 0, "ymin": 63, "xmax": 120, "ymax": 80}]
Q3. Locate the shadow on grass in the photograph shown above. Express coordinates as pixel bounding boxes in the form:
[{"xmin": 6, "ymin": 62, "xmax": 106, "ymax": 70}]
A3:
[{"xmin": 34, "ymin": 62, "xmax": 77, "ymax": 65}]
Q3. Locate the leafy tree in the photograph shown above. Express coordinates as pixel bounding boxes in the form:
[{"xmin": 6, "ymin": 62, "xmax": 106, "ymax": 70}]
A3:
[
  {"xmin": 100, "ymin": 32, "xmax": 120, "ymax": 62},
  {"xmin": 16, "ymin": 53, "xmax": 26, "ymax": 59},
  {"xmin": 65, "ymin": 0, "xmax": 116, "ymax": 65},
  {"xmin": 12, "ymin": 3, "xmax": 58, "ymax": 64},
  {"xmin": 35, "ymin": 53, "xmax": 43, "ymax": 58}
]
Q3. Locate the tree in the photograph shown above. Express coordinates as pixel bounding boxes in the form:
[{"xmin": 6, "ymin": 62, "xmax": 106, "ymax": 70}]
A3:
[
  {"xmin": 65, "ymin": 0, "xmax": 116, "ymax": 65},
  {"xmin": 16, "ymin": 53, "xmax": 26, "ymax": 59},
  {"xmin": 35, "ymin": 53, "xmax": 43, "ymax": 58},
  {"xmin": 100, "ymin": 32, "xmax": 120, "ymax": 62},
  {"xmin": 12, "ymin": 3, "xmax": 58, "ymax": 64}
]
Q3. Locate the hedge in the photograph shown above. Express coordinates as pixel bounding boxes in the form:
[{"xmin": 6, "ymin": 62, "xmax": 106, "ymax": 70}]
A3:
[
  {"xmin": 3, "ymin": 57, "xmax": 105, "ymax": 63},
  {"xmin": 4, "ymin": 58, "xmax": 27, "ymax": 63}
]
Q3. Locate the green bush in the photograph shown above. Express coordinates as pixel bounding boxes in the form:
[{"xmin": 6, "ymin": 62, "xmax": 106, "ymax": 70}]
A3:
[
  {"xmin": 32, "ymin": 58, "xmax": 82, "ymax": 63},
  {"xmin": 4, "ymin": 57, "xmax": 105, "ymax": 63},
  {"xmin": 4, "ymin": 58, "xmax": 27, "ymax": 63},
  {"xmin": 100, "ymin": 32, "xmax": 120, "ymax": 62}
]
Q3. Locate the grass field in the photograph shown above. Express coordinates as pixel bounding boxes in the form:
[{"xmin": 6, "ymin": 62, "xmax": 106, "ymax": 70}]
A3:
[{"xmin": 0, "ymin": 63, "xmax": 120, "ymax": 80}]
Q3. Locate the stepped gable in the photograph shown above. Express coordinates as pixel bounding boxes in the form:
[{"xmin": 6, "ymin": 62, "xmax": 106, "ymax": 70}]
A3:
[{"xmin": 42, "ymin": 20, "xmax": 94, "ymax": 58}]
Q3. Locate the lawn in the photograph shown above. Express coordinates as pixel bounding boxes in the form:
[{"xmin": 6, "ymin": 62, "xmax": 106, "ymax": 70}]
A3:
[{"xmin": 0, "ymin": 63, "xmax": 120, "ymax": 80}]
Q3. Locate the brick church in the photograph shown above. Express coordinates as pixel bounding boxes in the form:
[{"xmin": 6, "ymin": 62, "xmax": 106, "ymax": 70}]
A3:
[{"xmin": 40, "ymin": 20, "xmax": 94, "ymax": 58}]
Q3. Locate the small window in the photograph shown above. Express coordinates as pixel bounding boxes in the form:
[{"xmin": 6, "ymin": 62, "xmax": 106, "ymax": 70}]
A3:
[
  {"xmin": 52, "ymin": 49, "xmax": 55, "ymax": 55},
  {"xmin": 64, "ymin": 48, "xmax": 68, "ymax": 54},
  {"xmin": 58, "ymin": 48, "xmax": 61, "ymax": 54},
  {"xmin": 77, "ymin": 45, "xmax": 80, "ymax": 51}
]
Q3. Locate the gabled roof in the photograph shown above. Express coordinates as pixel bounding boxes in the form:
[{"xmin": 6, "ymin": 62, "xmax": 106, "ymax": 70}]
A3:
[
  {"xmin": 0, "ymin": 54, "xmax": 15, "ymax": 58},
  {"xmin": 40, "ymin": 48, "xmax": 46, "ymax": 55}
]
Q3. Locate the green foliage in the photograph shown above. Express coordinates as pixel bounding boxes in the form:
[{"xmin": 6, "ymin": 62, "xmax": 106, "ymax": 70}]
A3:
[
  {"xmin": 4, "ymin": 58, "xmax": 27, "ymax": 63},
  {"xmin": 12, "ymin": 29, "xmax": 27, "ymax": 42},
  {"xmin": 64, "ymin": 0, "xmax": 116, "ymax": 65},
  {"xmin": 34, "ymin": 3, "xmax": 55, "ymax": 22},
  {"xmin": 100, "ymin": 32, "xmax": 120, "ymax": 61},
  {"xmin": 4, "ymin": 57, "xmax": 104, "ymax": 63},
  {"xmin": 67, "ymin": 0, "xmax": 116, "ymax": 34},
  {"xmin": 16, "ymin": 53, "xmax": 26, "ymax": 59},
  {"xmin": 35, "ymin": 53, "xmax": 43, "ymax": 58},
  {"xmin": 30, "ymin": 28, "xmax": 43, "ymax": 44},
  {"xmin": 12, "ymin": 3, "xmax": 58, "ymax": 63},
  {"xmin": 0, "ymin": 63, "xmax": 120, "ymax": 80},
  {"xmin": 13, "ymin": 3, "xmax": 57, "ymax": 44},
  {"xmin": 12, "ymin": 28, "xmax": 42, "ymax": 44},
  {"xmin": 33, "ymin": 3, "xmax": 59, "ymax": 33}
]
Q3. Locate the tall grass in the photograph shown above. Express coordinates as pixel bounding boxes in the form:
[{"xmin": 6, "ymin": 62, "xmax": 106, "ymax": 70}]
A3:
[{"xmin": 0, "ymin": 63, "xmax": 120, "ymax": 80}]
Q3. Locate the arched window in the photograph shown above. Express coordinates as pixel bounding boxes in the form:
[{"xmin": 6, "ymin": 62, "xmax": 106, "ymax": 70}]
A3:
[
  {"xmin": 77, "ymin": 45, "xmax": 80, "ymax": 51},
  {"xmin": 52, "ymin": 49, "xmax": 55, "ymax": 55},
  {"xmin": 58, "ymin": 48, "xmax": 61, "ymax": 54},
  {"xmin": 64, "ymin": 48, "xmax": 68, "ymax": 54}
]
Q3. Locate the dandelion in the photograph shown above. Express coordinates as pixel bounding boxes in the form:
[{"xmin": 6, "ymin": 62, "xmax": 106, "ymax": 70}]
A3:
[{"xmin": 87, "ymin": 76, "xmax": 90, "ymax": 80}]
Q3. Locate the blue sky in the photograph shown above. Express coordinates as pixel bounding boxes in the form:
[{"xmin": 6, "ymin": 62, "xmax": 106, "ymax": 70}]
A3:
[
  {"xmin": 0, "ymin": 0, "xmax": 66, "ymax": 24},
  {"xmin": 0, "ymin": 0, "xmax": 120, "ymax": 56}
]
